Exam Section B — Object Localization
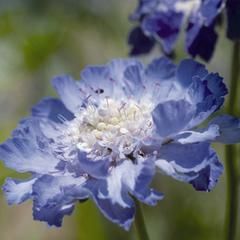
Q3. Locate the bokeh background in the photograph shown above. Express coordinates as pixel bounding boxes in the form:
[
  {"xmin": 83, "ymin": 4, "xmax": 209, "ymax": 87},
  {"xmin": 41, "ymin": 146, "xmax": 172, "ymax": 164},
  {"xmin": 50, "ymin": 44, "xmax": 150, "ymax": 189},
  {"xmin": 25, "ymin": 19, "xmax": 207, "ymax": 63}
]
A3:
[{"xmin": 0, "ymin": 1, "xmax": 239, "ymax": 240}]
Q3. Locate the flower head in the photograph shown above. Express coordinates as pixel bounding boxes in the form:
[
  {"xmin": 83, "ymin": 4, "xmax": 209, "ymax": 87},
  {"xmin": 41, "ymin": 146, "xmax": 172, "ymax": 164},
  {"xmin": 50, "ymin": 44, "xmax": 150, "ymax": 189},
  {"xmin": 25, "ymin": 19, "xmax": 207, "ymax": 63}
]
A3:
[
  {"xmin": 1, "ymin": 57, "xmax": 240, "ymax": 229},
  {"xmin": 129, "ymin": 0, "xmax": 224, "ymax": 61}
]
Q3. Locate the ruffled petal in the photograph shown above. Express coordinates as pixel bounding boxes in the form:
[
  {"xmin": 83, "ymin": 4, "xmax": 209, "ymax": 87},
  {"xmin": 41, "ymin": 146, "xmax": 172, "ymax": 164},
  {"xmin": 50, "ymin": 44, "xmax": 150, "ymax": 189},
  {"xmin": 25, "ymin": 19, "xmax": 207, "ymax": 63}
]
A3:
[
  {"xmin": 0, "ymin": 137, "xmax": 59, "ymax": 173},
  {"xmin": 0, "ymin": 118, "xmax": 60, "ymax": 173},
  {"xmin": 2, "ymin": 178, "xmax": 36, "ymax": 205},
  {"xmin": 102, "ymin": 159, "xmax": 163, "ymax": 206},
  {"xmin": 156, "ymin": 142, "xmax": 223, "ymax": 190},
  {"xmin": 178, "ymin": 61, "xmax": 227, "ymax": 127},
  {"xmin": 85, "ymin": 159, "xmax": 162, "ymax": 230},
  {"xmin": 174, "ymin": 124, "xmax": 220, "ymax": 144},
  {"xmin": 85, "ymin": 178, "xmax": 135, "ymax": 230},
  {"xmin": 129, "ymin": 158, "xmax": 164, "ymax": 205},
  {"xmin": 32, "ymin": 175, "xmax": 88, "ymax": 227},
  {"xmin": 190, "ymin": 149, "xmax": 223, "ymax": 191},
  {"xmin": 209, "ymin": 115, "xmax": 240, "ymax": 144}
]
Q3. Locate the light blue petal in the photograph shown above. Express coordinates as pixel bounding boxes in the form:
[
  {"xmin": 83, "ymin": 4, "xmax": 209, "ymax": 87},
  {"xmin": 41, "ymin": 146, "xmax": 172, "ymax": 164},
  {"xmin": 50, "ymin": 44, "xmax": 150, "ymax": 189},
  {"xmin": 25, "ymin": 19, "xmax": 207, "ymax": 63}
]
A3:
[
  {"xmin": 204, "ymin": 73, "xmax": 228, "ymax": 98},
  {"xmin": 152, "ymin": 100, "xmax": 195, "ymax": 138},
  {"xmin": 145, "ymin": 57, "xmax": 176, "ymax": 81},
  {"xmin": 186, "ymin": 74, "xmax": 227, "ymax": 128},
  {"xmin": 32, "ymin": 175, "xmax": 88, "ymax": 227},
  {"xmin": 190, "ymin": 149, "xmax": 223, "ymax": 191},
  {"xmin": 189, "ymin": 95, "xmax": 223, "ymax": 128},
  {"xmin": 85, "ymin": 178, "xmax": 135, "ymax": 231},
  {"xmin": 210, "ymin": 115, "xmax": 240, "ymax": 144},
  {"xmin": 107, "ymin": 59, "xmax": 141, "ymax": 83},
  {"xmin": 78, "ymin": 151, "xmax": 110, "ymax": 178},
  {"xmin": 176, "ymin": 59, "xmax": 208, "ymax": 87},
  {"xmin": 158, "ymin": 142, "xmax": 210, "ymax": 170},
  {"xmin": 174, "ymin": 124, "xmax": 220, "ymax": 144},
  {"xmin": 0, "ymin": 137, "xmax": 59, "ymax": 173},
  {"xmin": 31, "ymin": 97, "xmax": 74, "ymax": 123},
  {"xmin": 2, "ymin": 178, "xmax": 36, "ymax": 205},
  {"xmin": 156, "ymin": 142, "xmax": 223, "ymax": 191},
  {"xmin": 52, "ymin": 75, "xmax": 85, "ymax": 114},
  {"xmin": 85, "ymin": 158, "xmax": 162, "ymax": 230},
  {"xmin": 123, "ymin": 63, "xmax": 145, "ymax": 99},
  {"xmin": 80, "ymin": 65, "xmax": 114, "ymax": 98},
  {"xmin": 0, "ymin": 118, "xmax": 60, "ymax": 173},
  {"xmin": 131, "ymin": 158, "xmax": 164, "ymax": 205}
]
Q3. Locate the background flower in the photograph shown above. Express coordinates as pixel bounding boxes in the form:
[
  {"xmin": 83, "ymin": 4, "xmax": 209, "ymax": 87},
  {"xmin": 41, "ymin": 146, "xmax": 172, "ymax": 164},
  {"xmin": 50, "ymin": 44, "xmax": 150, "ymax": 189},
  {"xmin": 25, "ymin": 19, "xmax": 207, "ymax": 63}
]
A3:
[
  {"xmin": 1, "ymin": 57, "xmax": 240, "ymax": 230},
  {"xmin": 128, "ymin": 0, "xmax": 225, "ymax": 61},
  {"xmin": 226, "ymin": 0, "xmax": 240, "ymax": 40}
]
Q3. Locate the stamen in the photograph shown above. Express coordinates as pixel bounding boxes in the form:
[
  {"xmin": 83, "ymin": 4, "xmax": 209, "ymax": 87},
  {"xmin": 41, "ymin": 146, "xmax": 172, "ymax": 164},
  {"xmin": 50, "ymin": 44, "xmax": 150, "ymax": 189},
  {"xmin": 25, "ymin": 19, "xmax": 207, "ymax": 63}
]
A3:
[{"xmin": 63, "ymin": 97, "xmax": 153, "ymax": 161}]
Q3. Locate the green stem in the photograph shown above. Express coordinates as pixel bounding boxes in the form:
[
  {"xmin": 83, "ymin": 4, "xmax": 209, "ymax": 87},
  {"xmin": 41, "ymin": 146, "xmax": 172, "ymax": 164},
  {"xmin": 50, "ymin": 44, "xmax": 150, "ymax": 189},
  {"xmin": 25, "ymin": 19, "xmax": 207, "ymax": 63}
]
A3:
[
  {"xmin": 134, "ymin": 201, "xmax": 150, "ymax": 240},
  {"xmin": 225, "ymin": 41, "xmax": 240, "ymax": 240}
]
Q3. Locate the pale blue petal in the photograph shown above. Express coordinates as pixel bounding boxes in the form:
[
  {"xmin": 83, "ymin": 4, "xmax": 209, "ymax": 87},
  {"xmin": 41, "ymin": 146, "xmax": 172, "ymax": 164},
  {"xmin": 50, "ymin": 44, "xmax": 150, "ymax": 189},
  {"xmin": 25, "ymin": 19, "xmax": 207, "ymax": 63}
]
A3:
[
  {"xmin": 174, "ymin": 124, "xmax": 220, "ymax": 144},
  {"xmin": 80, "ymin": 65, "xmax": 114, "ymax": 98},
  {"xmin": 2, "ymin": 178, "xmax": 36, "ymax": 205},
  {"xmin": 210, "ymin": 115, "xmax": 240, "ymax": 144},
  {"xmin": 152, "ymin": 100, "xmax": 195, "ymax": 138},
  {"xmin": 145, "ymin": 57, "xmax": 176, "ymax": 81},
  {"xmin": 31, "ymin": 97, "xmax": 74, "ymax": 123},
  {"xmin": 52, "ymin": 75, "xmax": 84, "ymax": 114},
  {"xmin": 85, "ymin": 178, "xmax": 135, "ymax": 231},
  {"xmin": 78, "ymin": 151, "xmax": 110, "ymax": 178},
  {"xmin": 33, "ymin": 175, "xmax": 88, "ymax": 227},
  {"xmin": 176, "ymin": 59, "xmax": 208, "ymax": 87},
  {"xmin": 156, "ymin": 143, "xmax": 223, "ymax": 191},
  {"xmin": 0, "ymin": 137, "xmax": 59, "ymax": 173},
  {"xmin": 123, "ymin": 63, "xmax": 145, "ymax": 99},
  {"xmin": 190, "ymin": 149, "xmax": 223, "ymax": 191}
]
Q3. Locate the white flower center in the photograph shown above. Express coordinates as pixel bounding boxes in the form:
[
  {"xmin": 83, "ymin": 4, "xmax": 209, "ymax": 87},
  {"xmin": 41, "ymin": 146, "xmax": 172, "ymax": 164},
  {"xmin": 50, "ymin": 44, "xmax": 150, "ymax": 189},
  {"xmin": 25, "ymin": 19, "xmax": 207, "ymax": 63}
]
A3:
[{"xmin": 65, "ymin": 98, "xmax": 153, "ymax": 160}]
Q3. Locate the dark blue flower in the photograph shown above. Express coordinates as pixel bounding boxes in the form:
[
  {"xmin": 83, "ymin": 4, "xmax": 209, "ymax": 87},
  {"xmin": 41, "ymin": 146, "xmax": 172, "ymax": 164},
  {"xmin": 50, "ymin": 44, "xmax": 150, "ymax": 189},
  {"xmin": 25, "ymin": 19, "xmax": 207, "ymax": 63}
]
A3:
[
  {"xmin": 226, "ymin": 0, "xmax": 240, "ymax": 40},
  {"xmin": 129, "ymin": 0, "xmax": 224, "ymax": 61},
  {"xmin": 0, "ymin": 57, "xmax": 239, "ymax": 229}
]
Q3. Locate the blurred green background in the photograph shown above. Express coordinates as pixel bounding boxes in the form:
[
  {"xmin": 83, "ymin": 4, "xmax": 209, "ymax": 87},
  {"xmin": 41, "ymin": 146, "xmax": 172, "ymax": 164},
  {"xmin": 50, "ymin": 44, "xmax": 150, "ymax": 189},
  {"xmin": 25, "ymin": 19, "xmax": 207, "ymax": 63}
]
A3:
[{"xmin": 0, "ymin": 1, "xmax": 239, "ymax": 240}]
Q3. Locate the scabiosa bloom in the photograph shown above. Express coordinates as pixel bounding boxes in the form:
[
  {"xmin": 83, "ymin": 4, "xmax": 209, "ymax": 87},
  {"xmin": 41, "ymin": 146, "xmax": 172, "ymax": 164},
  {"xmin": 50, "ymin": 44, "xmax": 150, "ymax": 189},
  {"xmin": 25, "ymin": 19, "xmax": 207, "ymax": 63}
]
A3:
[
  {"xmin": 1, "ymin": 57, "xmax": 240, "ymax": 229},
  {"xmin": 129, "ymin": 0, "xmax": 224, "ymax": 61}
]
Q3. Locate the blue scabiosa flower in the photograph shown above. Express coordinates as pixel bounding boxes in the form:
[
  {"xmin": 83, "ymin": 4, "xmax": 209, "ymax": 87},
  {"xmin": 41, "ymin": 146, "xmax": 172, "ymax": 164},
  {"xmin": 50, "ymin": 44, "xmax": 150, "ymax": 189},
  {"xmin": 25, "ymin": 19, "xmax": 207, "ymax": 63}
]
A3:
[
  {"xmin": 129, "ymin": 0, "xmax": 224, "ymax": 61},
  {"xmin": 1, "ymin": 57, "xmax": 240, "ymax": 229}
]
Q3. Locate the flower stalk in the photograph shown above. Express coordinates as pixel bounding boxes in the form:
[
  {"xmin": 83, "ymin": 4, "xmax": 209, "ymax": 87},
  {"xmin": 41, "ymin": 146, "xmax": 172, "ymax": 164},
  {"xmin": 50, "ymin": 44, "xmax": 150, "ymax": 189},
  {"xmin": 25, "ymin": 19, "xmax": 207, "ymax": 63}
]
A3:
[
  {"xmin": 134, "ymin": 201, "xmax": 150, "ymax": 240},
  {"xmin": 225, "ymin": 41, "xmax": 240, "ymax": 240}
]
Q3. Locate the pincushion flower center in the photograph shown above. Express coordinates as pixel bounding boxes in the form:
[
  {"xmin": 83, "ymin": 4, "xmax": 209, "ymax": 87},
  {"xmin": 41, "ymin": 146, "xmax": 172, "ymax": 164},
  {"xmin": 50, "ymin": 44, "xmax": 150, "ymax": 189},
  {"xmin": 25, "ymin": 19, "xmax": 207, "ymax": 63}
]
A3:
[{"xmin": 67, "ymin": 98, "xmax": 153, "ymax": 156}]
